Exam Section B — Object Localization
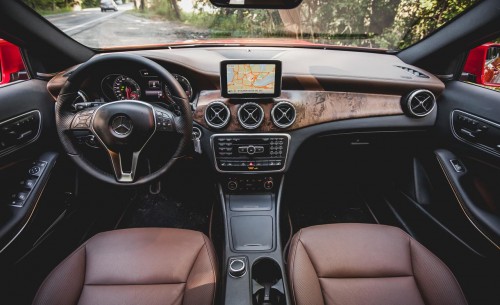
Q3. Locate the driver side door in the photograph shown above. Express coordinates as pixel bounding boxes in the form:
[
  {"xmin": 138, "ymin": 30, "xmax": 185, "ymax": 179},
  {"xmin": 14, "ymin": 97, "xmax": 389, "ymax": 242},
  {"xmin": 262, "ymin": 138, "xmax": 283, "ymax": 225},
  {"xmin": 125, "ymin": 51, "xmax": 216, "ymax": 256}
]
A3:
[{"xmin": 0, "ymin": 39, "xmax": 75, "ymax": 304}]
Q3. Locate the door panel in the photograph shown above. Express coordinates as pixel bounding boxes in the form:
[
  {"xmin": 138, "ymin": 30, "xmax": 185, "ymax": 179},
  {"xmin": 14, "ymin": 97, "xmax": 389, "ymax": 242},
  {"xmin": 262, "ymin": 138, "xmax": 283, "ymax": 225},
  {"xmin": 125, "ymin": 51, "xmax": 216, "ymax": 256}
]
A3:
[
  {"xmin": 0, "ymin": 79, "xmax": 60, "ymax": 255},
  {"xmin": 434, "ymin": 81, "xmax": 500, "ymax": 250},
  {"xmin": 415, "ymin": 80, "xmax": 500, "ymax": 304}
]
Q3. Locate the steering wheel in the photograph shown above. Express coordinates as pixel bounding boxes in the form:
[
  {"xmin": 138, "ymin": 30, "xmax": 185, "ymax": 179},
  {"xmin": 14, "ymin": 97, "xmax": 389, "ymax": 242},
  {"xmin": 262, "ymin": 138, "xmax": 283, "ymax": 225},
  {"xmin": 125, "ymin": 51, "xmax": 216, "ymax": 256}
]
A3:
[{"xmin": 55, "ymin": 53, "xmax": 192, "ymax": 185}]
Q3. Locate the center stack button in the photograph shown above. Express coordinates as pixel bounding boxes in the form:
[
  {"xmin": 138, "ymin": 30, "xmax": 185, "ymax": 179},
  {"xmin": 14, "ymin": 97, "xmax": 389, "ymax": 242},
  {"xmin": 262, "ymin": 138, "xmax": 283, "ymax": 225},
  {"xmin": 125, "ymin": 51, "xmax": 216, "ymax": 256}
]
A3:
[{"xmin": 247, "ymin": 145, "xmax": 256, "ymax": 154}]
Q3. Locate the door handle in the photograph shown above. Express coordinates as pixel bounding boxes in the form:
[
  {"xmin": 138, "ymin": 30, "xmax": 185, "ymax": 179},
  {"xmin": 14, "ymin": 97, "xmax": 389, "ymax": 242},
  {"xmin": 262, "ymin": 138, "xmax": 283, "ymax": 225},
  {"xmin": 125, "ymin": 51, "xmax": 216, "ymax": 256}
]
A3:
[{"xmin": 435, "ymin": 149, "xmax": 500, "ymax": 249}]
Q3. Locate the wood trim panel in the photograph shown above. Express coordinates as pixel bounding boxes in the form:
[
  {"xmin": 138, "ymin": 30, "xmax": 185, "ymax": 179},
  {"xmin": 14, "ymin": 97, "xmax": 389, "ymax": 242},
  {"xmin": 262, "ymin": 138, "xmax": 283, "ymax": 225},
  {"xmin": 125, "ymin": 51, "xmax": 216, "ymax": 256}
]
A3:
[{"xmin": 193, "ymin": 90, "xmax": 404, "ymax": 132}]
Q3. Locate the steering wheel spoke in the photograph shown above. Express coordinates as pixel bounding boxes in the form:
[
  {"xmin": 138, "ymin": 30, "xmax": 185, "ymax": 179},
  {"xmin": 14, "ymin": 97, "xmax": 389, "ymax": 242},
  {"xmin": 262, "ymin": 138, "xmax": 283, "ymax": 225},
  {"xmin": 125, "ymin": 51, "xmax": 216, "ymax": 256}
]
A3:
[{"xmin": 108, "ymin": 150, "xmax": 141, "ymax": 183}]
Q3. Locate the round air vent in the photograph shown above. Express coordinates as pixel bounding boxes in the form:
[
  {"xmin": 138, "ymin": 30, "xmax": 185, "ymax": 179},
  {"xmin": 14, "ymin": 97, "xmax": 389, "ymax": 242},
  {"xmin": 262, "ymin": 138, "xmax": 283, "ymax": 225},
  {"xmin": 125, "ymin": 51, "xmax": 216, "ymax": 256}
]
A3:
[
  {"xmin": 403, "ymin": 89, "xmax": 436, "ymax": 118},
  {"xmin": 204, "ymin": 101, "xmax": 230, "ymax": 129},
  {"xmin": 271, "ymin": 101, "xmax": 296, "ymax": 128},
  {"xmin": 238, "ymin": 102, "xmax": 264, "ymax": 129}
]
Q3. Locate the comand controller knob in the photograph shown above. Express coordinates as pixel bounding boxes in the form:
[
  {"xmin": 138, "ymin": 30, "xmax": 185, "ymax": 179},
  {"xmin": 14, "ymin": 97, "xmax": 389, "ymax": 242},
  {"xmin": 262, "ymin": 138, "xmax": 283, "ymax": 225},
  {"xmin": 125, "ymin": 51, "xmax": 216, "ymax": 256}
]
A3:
[{"xmin": 229, "ymin": 258, "xmax": 246, "ymax": 278}]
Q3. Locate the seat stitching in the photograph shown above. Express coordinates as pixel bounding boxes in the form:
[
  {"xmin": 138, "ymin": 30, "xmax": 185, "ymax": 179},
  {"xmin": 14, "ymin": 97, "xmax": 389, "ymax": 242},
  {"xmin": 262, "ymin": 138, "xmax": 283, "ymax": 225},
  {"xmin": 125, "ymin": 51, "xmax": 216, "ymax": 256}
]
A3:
[
  {"xmin": 289, "ymin": 229, "xmax": 302, "ymax": 305},
  {"xmin": 318, "ymin": 275, "xmax": 415, "ymax": 279},
  {"xmin": 409, "ymin": 237, "xmax": 426, "ymax": 305},
  {"xmin": 32, "ymin": 242, "xmax": 88, "ymax": 304},
  {"xmin": 84, "ymin": 282, "xmax": 188, "ymax": 286},
  {"xmin": 410, "ymin": 237, "xmax": 468, "ymax": 304},
  {"xmin": 75, "ymin": 245, "xmax": 87, "ymax": 304},
  {"xmin": 182, "ymin": 234, "xmax": 206, "ymax": 305},
  {"xmin": 201, "ymin": 234, "xmax": 217, "ymax": 305},
  {"xmin": 299, "ymin": 239, "xmax": 326, "ymax": 305}
]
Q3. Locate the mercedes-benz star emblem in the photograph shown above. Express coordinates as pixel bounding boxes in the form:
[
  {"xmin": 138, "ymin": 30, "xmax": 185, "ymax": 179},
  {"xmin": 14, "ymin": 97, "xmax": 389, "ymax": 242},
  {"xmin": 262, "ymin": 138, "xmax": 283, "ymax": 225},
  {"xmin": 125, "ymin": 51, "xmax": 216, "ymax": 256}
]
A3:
[{"xmin": 111, "ymin": 115, "xmax": 133, "ymax": 136}]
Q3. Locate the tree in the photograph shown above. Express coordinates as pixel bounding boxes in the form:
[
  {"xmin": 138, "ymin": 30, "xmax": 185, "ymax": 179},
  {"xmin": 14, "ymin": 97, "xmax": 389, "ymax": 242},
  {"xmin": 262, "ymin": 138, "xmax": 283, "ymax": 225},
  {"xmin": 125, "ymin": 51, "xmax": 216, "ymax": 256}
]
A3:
[{"xmin": 170, "ymin": 0, "xmax": 181, "ymax": 20}]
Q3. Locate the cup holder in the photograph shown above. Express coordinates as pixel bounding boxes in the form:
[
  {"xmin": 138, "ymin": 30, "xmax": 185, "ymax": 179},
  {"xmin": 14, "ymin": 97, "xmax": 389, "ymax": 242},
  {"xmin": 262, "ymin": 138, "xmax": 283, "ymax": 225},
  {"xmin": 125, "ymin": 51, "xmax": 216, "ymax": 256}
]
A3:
[{"xmin": 252, "ymin": 258, "xmax": 286, "ymax": 305}]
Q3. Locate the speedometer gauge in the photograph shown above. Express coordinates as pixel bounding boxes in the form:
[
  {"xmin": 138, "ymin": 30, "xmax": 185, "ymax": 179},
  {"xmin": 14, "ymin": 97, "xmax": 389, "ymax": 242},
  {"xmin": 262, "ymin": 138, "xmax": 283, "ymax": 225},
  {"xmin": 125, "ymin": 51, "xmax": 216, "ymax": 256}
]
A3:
[
  {"xmin": 113, "ymin": 75, "xmax": 141, "ymax": 100},
  {"xmin": 165, "ymin": 74, "xmax": 194, "ymax": 102}
]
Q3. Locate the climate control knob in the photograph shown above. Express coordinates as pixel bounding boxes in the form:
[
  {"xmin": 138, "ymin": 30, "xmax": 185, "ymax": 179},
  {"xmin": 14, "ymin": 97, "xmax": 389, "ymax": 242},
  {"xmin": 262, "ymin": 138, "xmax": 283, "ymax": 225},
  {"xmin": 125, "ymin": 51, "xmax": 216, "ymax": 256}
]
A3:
[
  {"xmin": 263, "ymin": 180, "xmax": 274, "ymax": 190},
  {"xmin": 228, "ymin": 180, "xmax": 238, "ymax": 191}
]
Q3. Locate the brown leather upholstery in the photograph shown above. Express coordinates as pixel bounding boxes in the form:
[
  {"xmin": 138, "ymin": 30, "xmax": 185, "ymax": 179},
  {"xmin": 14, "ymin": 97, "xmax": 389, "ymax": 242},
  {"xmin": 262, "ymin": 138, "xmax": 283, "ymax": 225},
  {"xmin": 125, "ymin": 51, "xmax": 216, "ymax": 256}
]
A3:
[
  {"xmin": 288, "ymin": 223, "xmax": 467, "ymax": 305},
  {"xmin": 33, "ymin": 228, "xmax": 217, "ymax": 305}
]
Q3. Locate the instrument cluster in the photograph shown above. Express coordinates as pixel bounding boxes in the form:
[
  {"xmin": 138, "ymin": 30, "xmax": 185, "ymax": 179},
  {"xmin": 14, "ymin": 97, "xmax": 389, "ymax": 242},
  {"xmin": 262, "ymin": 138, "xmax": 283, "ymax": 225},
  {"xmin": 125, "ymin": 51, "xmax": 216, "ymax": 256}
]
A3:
[{"xmin": 73, "ymin": 70, "xmax": 194, "ymax": 111}]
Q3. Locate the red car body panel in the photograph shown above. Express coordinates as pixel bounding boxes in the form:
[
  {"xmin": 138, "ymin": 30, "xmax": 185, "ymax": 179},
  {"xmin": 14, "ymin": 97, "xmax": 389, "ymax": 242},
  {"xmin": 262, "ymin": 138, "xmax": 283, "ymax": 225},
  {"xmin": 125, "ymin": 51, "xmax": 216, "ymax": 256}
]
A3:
[
  {"xmin": 464, "ymin": 42, "xmax": 500, "ymax": 86},
  {"xmin": 0, "ymin": 39, "xmax": 25, "ymax": 85}
]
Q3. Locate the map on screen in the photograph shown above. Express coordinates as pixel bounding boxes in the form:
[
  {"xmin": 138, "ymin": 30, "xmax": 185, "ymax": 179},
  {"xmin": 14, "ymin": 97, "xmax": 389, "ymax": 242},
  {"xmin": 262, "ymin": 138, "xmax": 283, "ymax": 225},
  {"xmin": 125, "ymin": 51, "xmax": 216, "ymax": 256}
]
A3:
[{"xmin": 226, "ymin": 63, "xmax": 276, "ymax": 94}]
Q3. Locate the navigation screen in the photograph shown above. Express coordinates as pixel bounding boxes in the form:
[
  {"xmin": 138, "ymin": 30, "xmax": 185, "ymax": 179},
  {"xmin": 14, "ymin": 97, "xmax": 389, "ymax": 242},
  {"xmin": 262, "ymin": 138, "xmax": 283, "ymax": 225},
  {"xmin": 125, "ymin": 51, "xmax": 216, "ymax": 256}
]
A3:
[{"xmin": 221, "ymin": 60, "xmax": 282, "ymax": 98}]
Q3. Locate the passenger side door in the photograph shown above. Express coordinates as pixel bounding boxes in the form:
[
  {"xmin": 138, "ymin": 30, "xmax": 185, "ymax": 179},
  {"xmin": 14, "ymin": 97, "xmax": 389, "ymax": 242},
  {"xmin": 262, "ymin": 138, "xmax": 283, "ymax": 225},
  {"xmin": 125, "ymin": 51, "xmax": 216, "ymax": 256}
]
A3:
[{"xmin": 400, "ymin": 50, "xmax": 500, "ymax": 304}]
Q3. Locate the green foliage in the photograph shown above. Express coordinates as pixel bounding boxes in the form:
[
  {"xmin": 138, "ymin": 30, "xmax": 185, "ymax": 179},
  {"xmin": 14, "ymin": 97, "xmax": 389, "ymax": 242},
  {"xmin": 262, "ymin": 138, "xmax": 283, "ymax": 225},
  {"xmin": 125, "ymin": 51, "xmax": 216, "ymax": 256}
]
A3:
[
  {"xmin": 23, "ymin": 0, "xmax": 69, "ymax": 11},
  {"xmin": 178, "ymin": 0, "xmax": 478, "ymax": 50},
  {"xmin": 393, "ymin": 0, "xmax": 478, "ymax": 49},
  {"xmin": 82, "ymin": 0, "xmax": 100, "ymax": 8}
]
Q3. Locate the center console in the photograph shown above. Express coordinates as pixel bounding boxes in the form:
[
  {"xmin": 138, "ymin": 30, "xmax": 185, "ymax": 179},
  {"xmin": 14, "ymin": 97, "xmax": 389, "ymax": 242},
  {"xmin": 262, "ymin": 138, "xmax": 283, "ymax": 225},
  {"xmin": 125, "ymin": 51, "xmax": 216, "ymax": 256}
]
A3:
[
  {"xmin": 213, "ymin": 138, "xmax": 291, "ymax": 305},
  {"xmin": 212, "ymin": 135, "xmax": 291, "ymax": 305},
  {"xmin": 206, "ymin": 60, "xmax": 290, "ymax": 305},
  {"xmin": 218, "ymin": 174, "xmax": 289, "ymax": 305}
]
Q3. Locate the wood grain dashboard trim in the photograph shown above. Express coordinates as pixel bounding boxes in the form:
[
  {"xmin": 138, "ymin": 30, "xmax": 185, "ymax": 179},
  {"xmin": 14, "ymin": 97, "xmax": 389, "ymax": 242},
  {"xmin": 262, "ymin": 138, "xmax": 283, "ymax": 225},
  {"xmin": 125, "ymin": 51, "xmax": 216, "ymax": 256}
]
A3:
[{"xmin": 193, "ymin": 90, "xmax": 404, "ymax": 132}]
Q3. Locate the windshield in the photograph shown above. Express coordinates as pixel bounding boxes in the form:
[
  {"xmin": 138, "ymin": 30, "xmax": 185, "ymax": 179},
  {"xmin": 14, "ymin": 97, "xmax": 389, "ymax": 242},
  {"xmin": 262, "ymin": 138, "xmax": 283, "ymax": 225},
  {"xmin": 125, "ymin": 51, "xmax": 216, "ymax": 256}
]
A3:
[{"xmin": 24, "ymin": 0, "xmax": 478, "ymax": 51}]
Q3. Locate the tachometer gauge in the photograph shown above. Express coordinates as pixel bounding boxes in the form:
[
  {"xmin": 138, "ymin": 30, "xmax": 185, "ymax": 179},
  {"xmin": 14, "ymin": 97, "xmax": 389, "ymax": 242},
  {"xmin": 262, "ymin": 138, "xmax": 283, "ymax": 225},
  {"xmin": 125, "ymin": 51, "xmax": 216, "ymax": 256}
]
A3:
[
  {"xmin": 113, "ymin": 75, "xmax": 141, "ymax": 100},
  {"xmin": 165, "ymin": 74, "xmax": 193, "ymax": 102}
]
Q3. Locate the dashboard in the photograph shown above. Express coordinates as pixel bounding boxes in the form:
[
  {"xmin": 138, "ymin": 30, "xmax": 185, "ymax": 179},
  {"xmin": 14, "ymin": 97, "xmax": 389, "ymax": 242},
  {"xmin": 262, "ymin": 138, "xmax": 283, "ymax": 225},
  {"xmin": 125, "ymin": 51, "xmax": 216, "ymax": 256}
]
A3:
[{"xmin": 47, "ymin": 47, "xmax": 445, "ymax": 175}]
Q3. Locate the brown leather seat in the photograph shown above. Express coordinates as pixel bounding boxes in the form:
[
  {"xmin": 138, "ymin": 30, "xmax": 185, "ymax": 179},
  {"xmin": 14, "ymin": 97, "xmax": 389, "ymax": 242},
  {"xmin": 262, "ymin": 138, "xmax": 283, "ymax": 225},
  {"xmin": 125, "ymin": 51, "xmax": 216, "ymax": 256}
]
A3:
[
  {"xmin": 33, "ymin": 228, "xmax": 217, "ymax": 305},
  {"xmin": 288, "ymin": 223, "xmax": 467, "ymax": 305}
]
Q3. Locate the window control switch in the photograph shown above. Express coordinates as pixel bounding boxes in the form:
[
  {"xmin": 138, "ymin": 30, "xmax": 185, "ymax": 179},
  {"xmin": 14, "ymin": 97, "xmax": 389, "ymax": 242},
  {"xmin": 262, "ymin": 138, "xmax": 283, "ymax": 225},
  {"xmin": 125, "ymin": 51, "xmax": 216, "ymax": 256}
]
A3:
[
  {"xmin": 23, "ymin": 179, "xmax": 37, "ymax": 189},
  {"xmin": 450, "ymin": 159, "xmax": 465, "ymax": 173}
]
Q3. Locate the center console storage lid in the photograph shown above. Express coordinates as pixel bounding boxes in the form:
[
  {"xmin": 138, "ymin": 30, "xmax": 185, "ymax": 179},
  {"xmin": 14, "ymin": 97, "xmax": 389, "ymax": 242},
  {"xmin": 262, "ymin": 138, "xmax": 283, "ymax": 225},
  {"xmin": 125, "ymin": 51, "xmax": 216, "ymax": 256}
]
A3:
[
  {"xmin": 229, "ymin": 194, "xmax": 273, "ymax": 211},
  {"xmin": 230, "ymin": 215, "xmax": 273, "ymax": 251}
]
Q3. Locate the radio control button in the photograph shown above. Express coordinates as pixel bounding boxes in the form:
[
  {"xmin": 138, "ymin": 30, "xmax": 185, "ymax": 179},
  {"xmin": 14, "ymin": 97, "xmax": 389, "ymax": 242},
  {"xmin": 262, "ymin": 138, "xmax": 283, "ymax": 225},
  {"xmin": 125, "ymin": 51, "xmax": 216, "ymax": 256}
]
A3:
[{"xmin": 247, "ymin": 145, "xmax": 256, "ymax": 154}]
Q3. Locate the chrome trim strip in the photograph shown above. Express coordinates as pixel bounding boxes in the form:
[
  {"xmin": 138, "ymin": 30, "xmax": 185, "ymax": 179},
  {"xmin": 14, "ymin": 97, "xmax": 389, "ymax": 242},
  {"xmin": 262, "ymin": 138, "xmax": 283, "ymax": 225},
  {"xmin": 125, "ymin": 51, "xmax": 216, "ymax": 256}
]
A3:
[
  {"xmin": 450, "ymin": 110, "xmax": 500, "ymax": 158},
  {"xmin": 435, "ymin": 155, "xmax": 499, "ymax": 250},
  {"xmin": 210, "ymin": 133, "xmax": 291, "ymax": 174},
  {"xmin": 0, "ymin": 110, "xmax": 42, "ymax": 158}
]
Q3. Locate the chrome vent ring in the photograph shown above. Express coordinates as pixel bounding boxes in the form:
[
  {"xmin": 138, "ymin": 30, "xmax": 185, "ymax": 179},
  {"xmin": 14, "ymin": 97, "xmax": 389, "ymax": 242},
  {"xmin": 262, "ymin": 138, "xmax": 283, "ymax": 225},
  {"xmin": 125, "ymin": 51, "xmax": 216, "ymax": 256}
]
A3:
[
  {"xmin": 404, "ymin": 89, "xmax": 436, "ymax": 118},
  {"xmin": 238, "ymin": 102, "xmax": 264, "ymax": 129},
  {"xmin": 204, "ymin": 101, "xmax": 230, "ymax": 129},
  {"xmin": 271, "ymin": 101, "xmax": 296, "ymax": 128}
]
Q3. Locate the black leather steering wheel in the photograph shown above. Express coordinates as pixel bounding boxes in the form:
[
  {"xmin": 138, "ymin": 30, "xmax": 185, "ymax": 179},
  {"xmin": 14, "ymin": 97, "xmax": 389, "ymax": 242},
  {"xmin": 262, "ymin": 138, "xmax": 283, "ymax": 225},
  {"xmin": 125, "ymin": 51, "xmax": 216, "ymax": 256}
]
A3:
[{"xmin": 55, "ymin": 53, "xmax": 192, "ymax": 185}]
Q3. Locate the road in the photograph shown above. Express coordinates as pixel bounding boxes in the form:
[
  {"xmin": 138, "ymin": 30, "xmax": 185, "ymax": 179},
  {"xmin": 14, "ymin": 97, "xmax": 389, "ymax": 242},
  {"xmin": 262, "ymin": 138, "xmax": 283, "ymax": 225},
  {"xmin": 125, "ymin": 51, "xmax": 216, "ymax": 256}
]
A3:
[{"xmin": 45, "ymin": 3, "xmax": 208, "ymax": 48}]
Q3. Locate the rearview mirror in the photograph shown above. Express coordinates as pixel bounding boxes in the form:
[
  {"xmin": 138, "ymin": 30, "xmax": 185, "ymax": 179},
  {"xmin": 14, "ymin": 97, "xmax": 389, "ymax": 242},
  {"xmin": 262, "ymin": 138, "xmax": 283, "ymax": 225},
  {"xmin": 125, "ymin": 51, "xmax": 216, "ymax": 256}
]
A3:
[
  {"xmin": 463, "ymin": 43, "xmax": 500, "ymax": 88},
  {"xmin": 210, "ymin": 0, "xmax": 302, "ymax": 9}
]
